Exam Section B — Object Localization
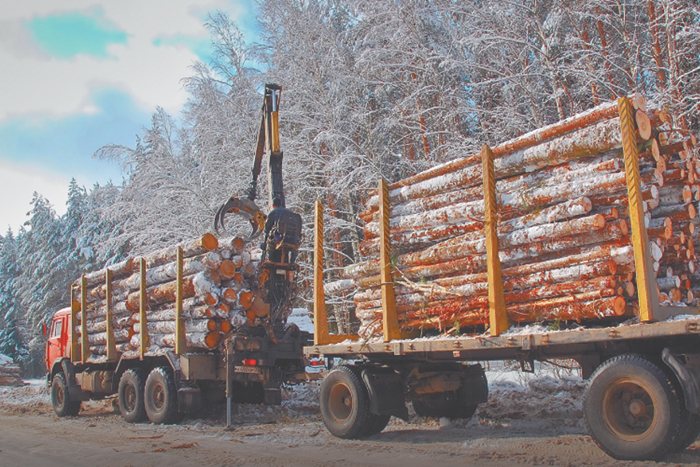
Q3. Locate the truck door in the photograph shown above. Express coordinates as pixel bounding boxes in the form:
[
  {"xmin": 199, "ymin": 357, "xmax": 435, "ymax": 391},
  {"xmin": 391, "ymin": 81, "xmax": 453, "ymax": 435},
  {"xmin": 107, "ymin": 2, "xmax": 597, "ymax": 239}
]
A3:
[{"xmin": 46, "ymin": 316, "xmax": 65, "ymax": 370}]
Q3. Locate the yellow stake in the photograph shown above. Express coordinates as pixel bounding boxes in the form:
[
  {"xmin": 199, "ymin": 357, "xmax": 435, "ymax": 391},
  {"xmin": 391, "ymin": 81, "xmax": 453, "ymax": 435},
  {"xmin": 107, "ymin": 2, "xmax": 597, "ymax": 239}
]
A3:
[
  {"xmin": 482, "ymin": 144, "xmax": 509, "ymax": 336},
  {"xmin": 313, "ymin": 201, "xmax": 331, "ymax": 345},
  {"xmin": 70, "ymin": 285, "xmax": 79, "ymax": 363},
  {"xmin": 618, "ymin": 96, "xmax": 659, "ymax": 321},
  {"xmin": 139, "ymin": 258, "xmax": 149, "ymax": 358},
  {"xmin": 379, "ymin": 178, "xmax": 401, "ymax": 342},
  {"xmin": 80, "ymin": 276, "xmax": 89, "ymax": 362},
  {"xmin": 105, "ymin": 269, "xmax": 117, "ymax": 361},
  {"xmin": 175, "ymin": 247, "xmax": 184, "ymax": 355}
]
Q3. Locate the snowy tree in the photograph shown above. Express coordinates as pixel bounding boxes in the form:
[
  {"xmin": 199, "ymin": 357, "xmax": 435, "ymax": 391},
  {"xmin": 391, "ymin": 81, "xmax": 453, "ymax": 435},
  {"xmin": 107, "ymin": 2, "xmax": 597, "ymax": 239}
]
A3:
[{"xmin": 0, "ymin": 230, "xmax": 28, "ymax": 363}]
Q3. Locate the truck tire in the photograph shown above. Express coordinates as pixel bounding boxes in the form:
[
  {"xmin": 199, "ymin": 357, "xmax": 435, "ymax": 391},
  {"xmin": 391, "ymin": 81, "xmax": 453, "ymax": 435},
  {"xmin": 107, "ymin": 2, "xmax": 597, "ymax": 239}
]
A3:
[
  {"xmin": 320, "ymin": 366, "xmax": 372, "ymax": 439},
  {"xmin": 583, "ymin": 355, "xmax": 682, "ymax": 461},
  {"xmin": 144, "ymin": 367, "xmax": 182, "ymax": 424},
  {"xmin": 51, "ymin": 373, "xmax": 81, "ymax": 417},
  {"xmin": 118, "ymin": 368, "xmax": 147, "ymax": 423}
]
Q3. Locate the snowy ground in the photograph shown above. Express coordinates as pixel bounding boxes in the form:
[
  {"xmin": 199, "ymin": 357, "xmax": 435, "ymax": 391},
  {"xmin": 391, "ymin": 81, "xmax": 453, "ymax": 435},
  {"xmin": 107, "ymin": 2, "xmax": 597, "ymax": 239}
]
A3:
[{"xmin": 1, "ymin": 363, "xmax": 699, "ymax": 466}]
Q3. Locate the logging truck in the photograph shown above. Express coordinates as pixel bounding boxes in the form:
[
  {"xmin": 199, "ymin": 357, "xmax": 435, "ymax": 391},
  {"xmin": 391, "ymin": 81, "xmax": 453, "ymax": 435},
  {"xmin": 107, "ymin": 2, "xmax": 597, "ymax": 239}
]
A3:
[
  {"xmin": 306, "ymin": 96, "xmax": 700, "ymax": 461},
  {"xmin": 45, "ymin": 83, "xmax": 310, "ymax": 425}
]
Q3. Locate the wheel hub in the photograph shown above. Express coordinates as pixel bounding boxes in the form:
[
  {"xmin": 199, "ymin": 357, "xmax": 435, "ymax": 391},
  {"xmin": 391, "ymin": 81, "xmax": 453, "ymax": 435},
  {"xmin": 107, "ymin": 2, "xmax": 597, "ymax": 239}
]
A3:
[{"xmin": 603, "ymin": 379, "xmax": 656, "ymax": 440}]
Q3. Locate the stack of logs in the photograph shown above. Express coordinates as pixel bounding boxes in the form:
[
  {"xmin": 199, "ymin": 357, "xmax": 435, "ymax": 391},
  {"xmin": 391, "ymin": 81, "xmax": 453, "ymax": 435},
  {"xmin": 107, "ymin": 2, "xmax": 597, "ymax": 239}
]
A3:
[
  {"xmin": 74, "ymin": 233, "xmax": 266, "ymax": 361},
  {"xmin": 0, "ymin": 356, "xmax": 23, "ymax": 387},
  {"xmin": 326, "ymin": 96, "xmax": 699, "ymax": 339}
]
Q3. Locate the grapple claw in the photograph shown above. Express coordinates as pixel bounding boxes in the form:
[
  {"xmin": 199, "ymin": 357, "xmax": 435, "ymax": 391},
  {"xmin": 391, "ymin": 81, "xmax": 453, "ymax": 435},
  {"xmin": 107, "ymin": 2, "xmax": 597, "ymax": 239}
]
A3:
[{"xmin": 214, "ymin": 197, "xmax": 267, "ymax": 241}]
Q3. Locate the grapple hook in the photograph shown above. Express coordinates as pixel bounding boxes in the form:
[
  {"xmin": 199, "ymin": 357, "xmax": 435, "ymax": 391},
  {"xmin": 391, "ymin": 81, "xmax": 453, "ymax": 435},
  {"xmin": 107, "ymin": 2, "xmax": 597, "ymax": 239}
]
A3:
[{"xmin": 214, "ymin": 196, "xmax": 267, "ymax": 241}]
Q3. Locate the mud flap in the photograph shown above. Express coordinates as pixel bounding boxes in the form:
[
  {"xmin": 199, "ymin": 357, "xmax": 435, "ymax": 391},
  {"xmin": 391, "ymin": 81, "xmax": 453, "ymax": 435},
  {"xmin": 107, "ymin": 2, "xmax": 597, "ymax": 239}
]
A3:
[
  {"xmin": 61, "ymin": 359, "xmax": 89, "ymax": 402},
  {"xmin": 662, "ymin": 348, "xmax": 700, "ymax": 414},
  {"xmin": 361, "ymin": 369, "xmax": 408, "ymax": 421},
  {"xmin": 177, "ymin": 386, "xmax": 202, "ymax": 415}
]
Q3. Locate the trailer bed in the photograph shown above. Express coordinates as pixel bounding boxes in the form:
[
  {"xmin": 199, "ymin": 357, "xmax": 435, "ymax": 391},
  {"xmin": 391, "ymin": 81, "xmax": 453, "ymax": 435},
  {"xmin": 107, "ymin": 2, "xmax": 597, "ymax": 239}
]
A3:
[{"xmin": 305, "ymin": 315, "xmax": 700, "ymax": 372}]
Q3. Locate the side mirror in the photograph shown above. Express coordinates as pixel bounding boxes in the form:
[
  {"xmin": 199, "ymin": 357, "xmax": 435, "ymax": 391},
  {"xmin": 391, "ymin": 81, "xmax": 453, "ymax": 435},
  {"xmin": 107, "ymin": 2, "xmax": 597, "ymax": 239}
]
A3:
[{"xmin": 42, "ymin": 322, "xmax": 47, "ymax": 336}]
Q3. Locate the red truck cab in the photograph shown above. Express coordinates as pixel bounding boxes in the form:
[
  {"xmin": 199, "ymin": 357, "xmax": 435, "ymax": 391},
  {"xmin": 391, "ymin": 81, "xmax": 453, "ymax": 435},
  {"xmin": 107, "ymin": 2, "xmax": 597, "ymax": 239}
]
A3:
[{"xmin": 45, "ymin": 308, "xmax": 71, "ymax": 371}]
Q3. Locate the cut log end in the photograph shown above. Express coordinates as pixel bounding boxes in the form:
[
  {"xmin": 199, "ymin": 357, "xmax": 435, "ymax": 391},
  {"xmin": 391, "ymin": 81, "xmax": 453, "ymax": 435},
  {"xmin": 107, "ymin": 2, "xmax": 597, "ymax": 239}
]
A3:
[
  {"xmin": 636, "ymin": 110, "xmax": 652, "ymax": 141},
  {"xmin": 202, "ymin": 233, "xmax": 219, "ymax": 252},
  {"xmin": 219, "ymin": 260, "xmax": 236, "ymax": 279},
  {"xmin": 205, "ymin": 331, "xmax": 221, "ymax": 348}
]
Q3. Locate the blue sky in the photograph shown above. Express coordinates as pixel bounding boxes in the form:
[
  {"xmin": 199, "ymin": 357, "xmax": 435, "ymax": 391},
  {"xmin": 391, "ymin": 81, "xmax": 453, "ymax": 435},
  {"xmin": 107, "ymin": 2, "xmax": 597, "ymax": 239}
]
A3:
[{"xmin": 0, "ymin": 1, "xmax": 259, "ymax": 233}]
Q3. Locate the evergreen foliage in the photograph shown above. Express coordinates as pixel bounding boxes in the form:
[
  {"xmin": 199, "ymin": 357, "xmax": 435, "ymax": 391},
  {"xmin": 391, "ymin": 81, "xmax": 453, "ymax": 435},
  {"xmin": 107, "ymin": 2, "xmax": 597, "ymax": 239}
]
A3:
[{"xmin": 1, "ymin": 0, "xmax": 699, "ymax": 371}]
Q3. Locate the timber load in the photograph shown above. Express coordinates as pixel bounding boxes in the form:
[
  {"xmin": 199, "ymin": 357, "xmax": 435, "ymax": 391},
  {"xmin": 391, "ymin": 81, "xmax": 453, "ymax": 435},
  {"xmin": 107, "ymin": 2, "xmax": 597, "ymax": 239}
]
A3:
[
  {"xmin": 0, "ymin": 355, "xmax": 23, "ymax": 387},
  {"xmin": 71, "ymin": 233, "xmax": 269, "ymax": 361},
  {"xmin": 327, "ymin": 96, "xmax": 700, "ymax": 339}
]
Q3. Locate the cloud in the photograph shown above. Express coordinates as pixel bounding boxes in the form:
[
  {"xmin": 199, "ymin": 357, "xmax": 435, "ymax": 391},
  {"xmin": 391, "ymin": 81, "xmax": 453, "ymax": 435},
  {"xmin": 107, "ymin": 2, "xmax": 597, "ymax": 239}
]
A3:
[
  {"xmin": 0, "ymin": 160, "xmax": 72, "ymax": 234},
  {"xmin": 27, "ymin": 7, "xmax": 128, "ymax": 59},
  {"xmin": 0, "ymin": 0, "xmax": 257, "ymax": 123},
  {"xmin": 0, "ymin": 88, "xmax": 144, "ymax": 178}
]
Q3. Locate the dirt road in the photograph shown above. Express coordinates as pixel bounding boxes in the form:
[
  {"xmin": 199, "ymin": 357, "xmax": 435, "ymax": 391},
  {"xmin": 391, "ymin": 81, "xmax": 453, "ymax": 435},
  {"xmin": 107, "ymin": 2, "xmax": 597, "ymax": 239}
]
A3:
[{"xmin": 2, "ymin": 378, "xmax": 700, "ymax": 467}]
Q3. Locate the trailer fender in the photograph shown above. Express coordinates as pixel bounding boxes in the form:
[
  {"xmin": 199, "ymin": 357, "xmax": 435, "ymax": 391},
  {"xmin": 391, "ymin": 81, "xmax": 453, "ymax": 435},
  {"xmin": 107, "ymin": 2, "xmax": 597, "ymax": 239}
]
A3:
[
  {"xmin": 662, "ymin": 348, "xmax": 700, "ymax": 414},
  {"xmin": 361, "ymin": 368, "xmax": 408, "ymax": 421}
]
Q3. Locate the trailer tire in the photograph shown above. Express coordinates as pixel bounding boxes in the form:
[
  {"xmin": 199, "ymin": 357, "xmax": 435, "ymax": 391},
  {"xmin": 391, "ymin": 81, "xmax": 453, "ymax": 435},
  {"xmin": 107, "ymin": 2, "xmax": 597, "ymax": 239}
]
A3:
[
  {"xmin": 145, "ymin": 367, "xmax": 181, "ymax": 424},
  {"xmin": 51, "ymin": 373, "xmax": 81, "ymax": 417},
  {"xmin": 320, "ymin": 366, "xmax": 372, "ymax": 439},
  {"xmin": 412, "ymin": 392, "xmax": 477, "ymax": 420},
  {"xmin": 584, "ymin": 355, "xmax": 682, "ymax": 460},
  {"xmin": 118, "ymin": 368, "xmax": 147, "ymax": 423}
]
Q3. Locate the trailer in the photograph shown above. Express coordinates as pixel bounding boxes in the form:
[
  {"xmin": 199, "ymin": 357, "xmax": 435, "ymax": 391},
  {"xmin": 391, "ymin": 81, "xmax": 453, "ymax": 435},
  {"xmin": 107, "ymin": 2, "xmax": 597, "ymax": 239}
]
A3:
[{"xmin": 304, "ymin": 96, "xmax": 700, "ymax": 461}]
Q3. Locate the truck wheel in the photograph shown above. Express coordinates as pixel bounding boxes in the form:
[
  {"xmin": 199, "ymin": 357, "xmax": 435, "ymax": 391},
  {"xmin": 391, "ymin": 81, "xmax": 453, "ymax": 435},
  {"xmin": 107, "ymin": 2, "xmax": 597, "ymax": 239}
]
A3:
[
  {"xmin": 51, "ymin": 373, "xmax": 81, "ymax": 417},
  {"xmin": 320, "ymin": 366, "xmax": 372, "ymax": 439},
  {"xmin": 144, "ymin": 367, "xmax": 182, "ymax": 424},
  {"xmin": 118, "ymin": 368, "xmax": 147, "ymax": 423},
  {"xmin": 584, "ymin": 355, "xmax": 682, "ymax": 461}
]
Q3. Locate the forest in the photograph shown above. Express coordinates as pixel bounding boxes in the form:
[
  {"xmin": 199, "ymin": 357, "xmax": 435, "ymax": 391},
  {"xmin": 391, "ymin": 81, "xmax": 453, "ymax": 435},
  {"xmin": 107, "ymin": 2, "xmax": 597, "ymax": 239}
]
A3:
[{"xmin": 1, "ymin": 0, "xmax": 698, "ymax": 374}]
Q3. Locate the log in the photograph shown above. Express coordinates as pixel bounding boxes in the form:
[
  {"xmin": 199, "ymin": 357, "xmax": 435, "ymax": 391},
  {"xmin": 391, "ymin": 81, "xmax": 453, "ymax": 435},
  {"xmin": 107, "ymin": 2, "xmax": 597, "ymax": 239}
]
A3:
[
  {"xmin": 139, "ymin": 233, "xmax": 219, "ymax": 269},
  {"xmin": 367, "ymin": 117, "xmax": 625, "ymax": 209},
  {"xmin": 82, "ymin": 258, "xmax": 135, "ymax": 287},
  {"xmin": 387, "ymin": 98, "xmax": 623, "ymax": 190},
  {"xmin": 130, "ymin": 331, "xmax": 221, "ymax": 350},
  {"xmin": 133, "ymin": 319, "xmax": 216, "ymax": 334},
  {"xmin": 125, "ymin": 277, "xmax": 196, "ymax": 311}
]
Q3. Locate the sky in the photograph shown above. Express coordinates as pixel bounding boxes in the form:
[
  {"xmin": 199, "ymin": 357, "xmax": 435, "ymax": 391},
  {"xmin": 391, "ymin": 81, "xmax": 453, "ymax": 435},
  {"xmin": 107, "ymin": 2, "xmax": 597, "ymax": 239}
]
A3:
[{"xmin": 0, "ymin": 0, "xmax": 258, "ymax": 234}]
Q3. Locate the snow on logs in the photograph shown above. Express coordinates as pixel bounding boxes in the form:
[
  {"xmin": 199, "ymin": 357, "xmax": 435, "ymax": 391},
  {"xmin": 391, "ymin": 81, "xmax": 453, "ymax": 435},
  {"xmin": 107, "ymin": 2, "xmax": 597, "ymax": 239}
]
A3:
[
  {"xmin": 340, "ymin": 97, "xmax": 699, "ymax": 339},
  {"xmin": 73, "ymin": 234, "xmax": 267, "ymax": 360}
]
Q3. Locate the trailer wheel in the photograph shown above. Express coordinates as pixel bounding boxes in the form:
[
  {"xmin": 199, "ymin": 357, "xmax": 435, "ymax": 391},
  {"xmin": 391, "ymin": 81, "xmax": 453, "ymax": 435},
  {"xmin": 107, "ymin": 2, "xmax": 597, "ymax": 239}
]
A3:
[
  {"xmin": 118, "ymin": 368, "xmax": 147, "ymax": 423},
  {"xmin": 363, "ymin": 414, "xmax": 391, "ymax": 436},
  {"xmin": 320, "ymin": 366, "xmax": 372, "ymax": 439},
  {"xmin": 144, "ymin": 367, "xmax": 182, "ymax": 424},
  {"xmin": 51, "ymin": 373, "xmax": 81, "ymax": 417},
  {"xmin": 584, "ymin": 355, "xmax": 682, "ymax": 460}
]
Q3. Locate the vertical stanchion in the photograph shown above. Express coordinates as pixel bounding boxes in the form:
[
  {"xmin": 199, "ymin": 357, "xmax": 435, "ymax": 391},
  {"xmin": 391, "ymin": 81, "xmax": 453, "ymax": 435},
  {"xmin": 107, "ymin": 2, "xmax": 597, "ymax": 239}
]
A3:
[
  {"xmin": 105, "ymin": 269, "xmax": 117, "ymax": 361},
  {"xmin": 313, "ymin": 200, "xmax": 331, "ymax": 346},
  {"xmin": 139, "ymin": 258, "xmax": 149, "ymax": 358},
  {"xmin": 70, "ymin": 285, "xmax": 79, "ymax": 363},
  {"xmin": 175, "ymin": 247, "xmax": 184, "ymax": 355},
  {"xmin": 80, "ymin": 276, "xmax": 89, "ymax": 362},
  {"xmin": 618, "ymin": 96, "xmax": 659, "ymax": 321},
  {"xmin": 482, "ymin": 145, "xmax": 509, "ymax": 336},
  {"xmin": 379, "ymin": 178, "xmax": 401, "ymax": 342}
]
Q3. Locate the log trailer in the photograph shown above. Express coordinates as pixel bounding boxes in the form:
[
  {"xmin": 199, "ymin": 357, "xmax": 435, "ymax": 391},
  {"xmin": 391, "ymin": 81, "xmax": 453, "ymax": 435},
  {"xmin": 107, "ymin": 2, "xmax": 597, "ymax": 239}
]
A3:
[
  {"xmin": 305, "ymin": 96, "xmax": 700, "ymax": 461},
  {"xmin": 45, "ymin": 83, "xmax": 309, "ymax": 425}
]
